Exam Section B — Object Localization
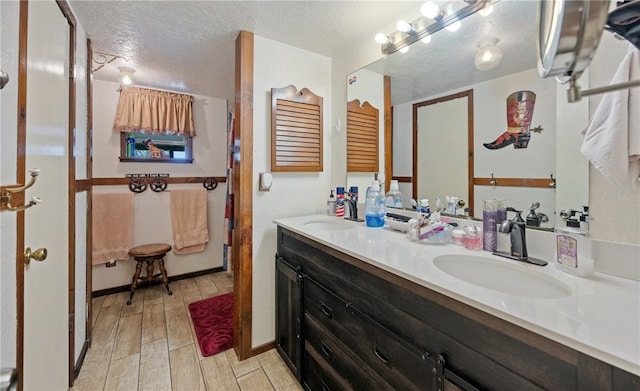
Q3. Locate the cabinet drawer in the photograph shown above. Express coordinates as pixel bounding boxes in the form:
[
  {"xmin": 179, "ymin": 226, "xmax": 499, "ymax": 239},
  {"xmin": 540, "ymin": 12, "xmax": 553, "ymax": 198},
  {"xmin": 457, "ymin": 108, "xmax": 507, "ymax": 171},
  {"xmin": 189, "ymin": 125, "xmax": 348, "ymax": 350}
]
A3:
[
  {"xmin": 305, "ymin": 277, "xmax": 432, "ymax": 391},
  {"xmin": 304, "ymin": 314, "xmax": 392, "ymax": 391},
  {"xmin": 304, "ymin": 277, "xmax": 352, "ymax": 331},
  {"xmin": 303, "ymin": 347, "xmax": 348, "ymax": 391}
]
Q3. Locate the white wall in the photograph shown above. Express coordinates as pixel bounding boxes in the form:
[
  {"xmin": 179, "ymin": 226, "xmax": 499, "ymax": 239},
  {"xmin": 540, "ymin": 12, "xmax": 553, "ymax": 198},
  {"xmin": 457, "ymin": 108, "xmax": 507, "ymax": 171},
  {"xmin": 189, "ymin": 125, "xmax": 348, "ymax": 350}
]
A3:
[
  {"xmin": 91, "ymin": 80, "xmax": 228, "ymax": 290},
  {"xmin": 252, "ymin": 35, "xmax": 332, "ymax": 348},
  {"xmin": 0, "ymin": 0, "xmax": 19, "ymax": 369}
]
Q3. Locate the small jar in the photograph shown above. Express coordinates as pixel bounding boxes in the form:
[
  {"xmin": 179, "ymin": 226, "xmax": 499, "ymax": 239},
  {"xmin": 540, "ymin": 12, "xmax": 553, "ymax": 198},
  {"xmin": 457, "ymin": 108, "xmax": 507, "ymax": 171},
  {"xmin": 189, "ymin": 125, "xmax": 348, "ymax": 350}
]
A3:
[
  {"xmin": 463, "ymin": 225, "xmax": 482, "ymax": 250},
  {"xmin": 451, "ymin": 228, "xmax": 465, "ymax": 246}
]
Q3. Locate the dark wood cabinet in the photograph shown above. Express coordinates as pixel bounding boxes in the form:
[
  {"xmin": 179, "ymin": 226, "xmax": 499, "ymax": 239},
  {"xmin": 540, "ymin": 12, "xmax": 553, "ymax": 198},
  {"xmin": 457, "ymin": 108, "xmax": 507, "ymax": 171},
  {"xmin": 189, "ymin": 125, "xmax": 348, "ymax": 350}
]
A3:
[
  {"xmin": 275, "ymin": 255, "xmax": 304, "ymax": 380},
  {"xmin": 276, "ymin": 227, "xmax": 640, "ymax": 391}
]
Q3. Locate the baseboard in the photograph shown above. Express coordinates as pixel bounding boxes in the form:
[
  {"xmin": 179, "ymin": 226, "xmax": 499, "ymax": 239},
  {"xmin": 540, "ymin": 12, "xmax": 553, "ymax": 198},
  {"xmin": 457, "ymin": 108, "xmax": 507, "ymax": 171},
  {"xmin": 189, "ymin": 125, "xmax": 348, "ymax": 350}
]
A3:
[
  {"xmin": 92, "ymin": 267, "xmax": 225, "ymax": 297},
  {"xmin": 251, "ymin": 341, "xmax": 276, "ymax": 357}
]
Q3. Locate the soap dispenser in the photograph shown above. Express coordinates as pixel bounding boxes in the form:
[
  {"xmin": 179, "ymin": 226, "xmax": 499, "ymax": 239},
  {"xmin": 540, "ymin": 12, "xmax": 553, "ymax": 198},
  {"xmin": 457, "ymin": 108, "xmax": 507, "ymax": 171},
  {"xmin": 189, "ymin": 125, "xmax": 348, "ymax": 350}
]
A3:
[{"xmin": 326, "ymin": 190, "xmax": 336, "ymax": 216}]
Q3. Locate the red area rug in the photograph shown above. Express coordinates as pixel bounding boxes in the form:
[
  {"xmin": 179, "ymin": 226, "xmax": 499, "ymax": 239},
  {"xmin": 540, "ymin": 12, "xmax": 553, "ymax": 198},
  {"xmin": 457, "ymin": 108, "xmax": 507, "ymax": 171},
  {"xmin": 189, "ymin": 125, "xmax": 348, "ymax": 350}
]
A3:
[{"xmin": 188, "ymin": 292, "xmax": 233, "ymax": 357}]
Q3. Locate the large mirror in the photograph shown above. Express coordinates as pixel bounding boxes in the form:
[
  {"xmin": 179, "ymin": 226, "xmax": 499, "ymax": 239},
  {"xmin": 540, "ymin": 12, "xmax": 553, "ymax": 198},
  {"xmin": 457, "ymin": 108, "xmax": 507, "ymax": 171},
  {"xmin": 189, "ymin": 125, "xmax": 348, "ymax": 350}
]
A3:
[{"xmin": 347, "ymin": 0, "xmax": 590, "ymax": 229}]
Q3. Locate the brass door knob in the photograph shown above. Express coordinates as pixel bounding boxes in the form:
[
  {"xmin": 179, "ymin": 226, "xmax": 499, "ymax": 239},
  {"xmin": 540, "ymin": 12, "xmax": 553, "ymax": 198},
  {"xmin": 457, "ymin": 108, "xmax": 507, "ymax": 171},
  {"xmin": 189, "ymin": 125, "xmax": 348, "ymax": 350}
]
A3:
[{"xmin": 24, "ymin": 247, "xmax": 47, "ymax": 266}]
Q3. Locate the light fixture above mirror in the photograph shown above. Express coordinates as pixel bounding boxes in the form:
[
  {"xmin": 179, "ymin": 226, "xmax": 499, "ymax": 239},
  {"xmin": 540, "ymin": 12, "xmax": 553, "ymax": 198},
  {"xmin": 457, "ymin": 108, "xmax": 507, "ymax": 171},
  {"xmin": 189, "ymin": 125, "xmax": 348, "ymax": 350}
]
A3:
[{"xmin": 376, "ymin": 0, "xmax": 492, "ymax": 55}]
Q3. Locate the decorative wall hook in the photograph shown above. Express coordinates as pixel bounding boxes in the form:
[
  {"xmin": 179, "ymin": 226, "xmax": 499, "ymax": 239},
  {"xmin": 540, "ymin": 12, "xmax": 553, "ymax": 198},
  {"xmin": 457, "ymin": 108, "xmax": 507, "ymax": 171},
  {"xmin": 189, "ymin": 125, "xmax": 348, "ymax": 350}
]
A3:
[
  {"xmin": 1, "ymin": 169, "xmax": 42, "ymax": 212},
  {"xmin": 203, "ymin": 177, "xmax": 218, "ymax": 191},
  {"xmin": 150, "ymin": 178, "xmax": 168, "ymax": 192},
  {"xmin": 490, "ymin": 173, "xmax": 497, "ymax": 187},
  {"xmin": 549, "ymin": 174, "xmax": 556, "ymax": 188},
  {"xmin": 128, "ymin": 178, "xmax": 148, "ymax": 193}
]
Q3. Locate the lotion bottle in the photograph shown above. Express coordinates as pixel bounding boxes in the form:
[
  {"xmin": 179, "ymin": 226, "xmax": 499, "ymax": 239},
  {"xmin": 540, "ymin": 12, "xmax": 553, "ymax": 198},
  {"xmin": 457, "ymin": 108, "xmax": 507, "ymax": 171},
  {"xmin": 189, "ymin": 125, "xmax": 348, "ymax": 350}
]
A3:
[{"xmin": 555, "ymin": 222, "xmax": 594, "ymax": 277}]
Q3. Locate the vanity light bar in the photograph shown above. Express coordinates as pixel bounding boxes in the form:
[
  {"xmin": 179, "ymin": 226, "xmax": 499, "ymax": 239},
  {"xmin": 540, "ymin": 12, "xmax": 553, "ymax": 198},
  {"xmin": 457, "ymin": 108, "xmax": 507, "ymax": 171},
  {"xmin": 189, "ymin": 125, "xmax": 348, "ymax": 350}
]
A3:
[{"xmin": 381, "ymin": 0, "xmax": 490, "ymax": 56}]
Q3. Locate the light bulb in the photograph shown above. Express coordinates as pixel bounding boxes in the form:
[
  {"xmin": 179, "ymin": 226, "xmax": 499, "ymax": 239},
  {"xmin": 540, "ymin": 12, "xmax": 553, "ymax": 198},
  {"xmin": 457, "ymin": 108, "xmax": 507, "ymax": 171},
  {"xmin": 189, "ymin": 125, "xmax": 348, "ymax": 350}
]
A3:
[
  {"xmin": 446, "ymin": 21, "xmax": 461, "ymax": 32},
  {"xmin": 421, "ymin": 1, "xmax": 441, "ymax": 19},
  {"xmin": 479, "ymin": 4, "xmax": 494, "ymax": 17},
  {"xmin": 375, "ymin": 33, "xmax": 389, "ymax": 44},
  {"xmin": 474, "ymin": 44, "xmax": 502, "ymax": 71},
  {"xmin": 396, "ymin": 20, "xmax": 413, "ymax": 33},
  {"xmin": 118, "ymin": 67, "xmax": 135, "ymax": 86},
  {"xmin": 421, "ymin": 35, "xmax": 432, "ymax": 44},
  {"xmin": 399, "ymin": 46, "xmax": 409, "ymax": 53}
]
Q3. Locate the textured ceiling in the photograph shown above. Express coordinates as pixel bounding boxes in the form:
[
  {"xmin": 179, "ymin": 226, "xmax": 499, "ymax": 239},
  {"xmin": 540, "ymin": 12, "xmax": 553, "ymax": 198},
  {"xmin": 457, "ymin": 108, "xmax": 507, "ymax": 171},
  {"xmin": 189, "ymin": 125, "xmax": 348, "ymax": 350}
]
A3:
[
  {"xmin": 69, "ymin": 0, "xmax": 422, "ymax": 101},
  {"xmin": 69, "ymin": 0, "xmax": 540, "ymax": 103}
]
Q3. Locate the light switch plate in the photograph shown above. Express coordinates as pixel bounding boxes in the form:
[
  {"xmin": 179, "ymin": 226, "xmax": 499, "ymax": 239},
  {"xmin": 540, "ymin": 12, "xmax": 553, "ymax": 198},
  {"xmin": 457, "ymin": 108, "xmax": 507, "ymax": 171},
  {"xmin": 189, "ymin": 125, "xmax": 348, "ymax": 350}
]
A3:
[{"xmin": 259, "ymin": 172, "xmax": 272, "ymax": 191}]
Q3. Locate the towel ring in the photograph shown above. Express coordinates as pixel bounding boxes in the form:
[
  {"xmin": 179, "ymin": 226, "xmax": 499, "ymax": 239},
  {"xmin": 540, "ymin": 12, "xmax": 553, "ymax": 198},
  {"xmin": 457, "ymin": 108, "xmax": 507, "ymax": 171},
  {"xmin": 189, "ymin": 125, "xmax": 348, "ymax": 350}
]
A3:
[
  {"xmin": 203, "ymin": 177, "xmax": 218, "ymax": 191},
  {"xmin": 129, "ymin": 178, "xmax": 148, "ymax": 193},
  {"xmin": 150, "ymin": 178, "xmax": 168, "ymax": 192}
]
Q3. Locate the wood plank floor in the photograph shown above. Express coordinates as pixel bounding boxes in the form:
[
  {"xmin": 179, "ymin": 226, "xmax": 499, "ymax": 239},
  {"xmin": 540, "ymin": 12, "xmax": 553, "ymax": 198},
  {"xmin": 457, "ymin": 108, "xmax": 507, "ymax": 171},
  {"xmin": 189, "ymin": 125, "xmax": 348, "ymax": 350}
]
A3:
[{"xmin": 71, "ymin": 272, "xmax": 302, "ymax": 391}]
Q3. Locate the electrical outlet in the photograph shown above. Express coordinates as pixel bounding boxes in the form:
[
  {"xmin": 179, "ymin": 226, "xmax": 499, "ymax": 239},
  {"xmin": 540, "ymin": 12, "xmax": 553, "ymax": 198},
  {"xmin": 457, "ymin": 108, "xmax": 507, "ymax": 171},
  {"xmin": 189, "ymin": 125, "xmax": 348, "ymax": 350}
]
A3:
[{"xmin": 105, "ymin": 260, "xmax": 117, "ymax": 268}]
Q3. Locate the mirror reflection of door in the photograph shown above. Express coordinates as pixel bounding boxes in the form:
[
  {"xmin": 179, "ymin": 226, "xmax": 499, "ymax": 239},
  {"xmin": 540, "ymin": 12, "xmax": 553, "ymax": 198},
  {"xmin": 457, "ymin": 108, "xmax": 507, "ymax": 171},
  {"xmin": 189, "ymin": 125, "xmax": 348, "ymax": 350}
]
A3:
[{"xmin": 413, "ymin": 89, "xmax": 473, "ymax": 216}]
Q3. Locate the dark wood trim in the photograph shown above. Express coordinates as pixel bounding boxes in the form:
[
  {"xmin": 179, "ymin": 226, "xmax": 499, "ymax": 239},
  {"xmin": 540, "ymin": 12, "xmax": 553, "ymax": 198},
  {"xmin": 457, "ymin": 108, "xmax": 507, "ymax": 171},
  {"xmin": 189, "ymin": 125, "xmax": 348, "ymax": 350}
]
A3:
[
  {"xmin": 392, "ymin": 176, "xmax": 412, "ymax": 183},
  {"xmin": 412, "ymin": 89, "xmax": 474, "ymax": 216},
  {"xmin": 16, "ymin": 3, "xmax": 28, "ymax": 390},
  {"xmin": 91, "ymin": 267, "xmax": 224, "ymax": 297},
  {"xmin": 383, "ymin": 75, "xmax": 392, "ymax": 194},
  {"xmin": 86, "ymin": 37, "xmax": 94, "ymax": 350},
  {"xmin": 92, "ymin": 176, "xmax": 226, "ymax": 186},
  {"xmin": 75, "ymin": 179, "xmax": 91, "ymax": 192},
  {"xmin": 251, "ymin": 341, "xmax": 277, "ymax": 356},
  {"xmin": 474, "ymin": 177, "xmax": 555, "ymax": 188},
  {"xmin": 233, "ymin": 30, "xmax": 254, "ymax": 361},
  {"xmin": 73, "ymin": 340, "xmax": 89, "ymax": 379},
  {"xmin": 56, "ymin": 0, "xmax": 78, "ymax": 385}
]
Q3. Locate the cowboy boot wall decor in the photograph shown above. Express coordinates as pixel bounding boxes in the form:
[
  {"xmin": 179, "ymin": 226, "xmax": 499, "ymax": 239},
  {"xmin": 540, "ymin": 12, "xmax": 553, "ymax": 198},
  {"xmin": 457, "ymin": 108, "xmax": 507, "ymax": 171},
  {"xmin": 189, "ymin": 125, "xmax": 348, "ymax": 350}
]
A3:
[{"xmin": 484, "ymin": 90, "xmax": 542, "ymax": 150}]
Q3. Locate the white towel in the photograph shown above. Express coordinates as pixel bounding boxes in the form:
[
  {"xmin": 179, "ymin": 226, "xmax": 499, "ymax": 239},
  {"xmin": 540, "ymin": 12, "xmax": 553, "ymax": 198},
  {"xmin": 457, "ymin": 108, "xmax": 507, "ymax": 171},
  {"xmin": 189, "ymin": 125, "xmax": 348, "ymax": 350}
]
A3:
[{"xmin": 581, "ymin": 45, "xmax": 640, "ymax": 191}]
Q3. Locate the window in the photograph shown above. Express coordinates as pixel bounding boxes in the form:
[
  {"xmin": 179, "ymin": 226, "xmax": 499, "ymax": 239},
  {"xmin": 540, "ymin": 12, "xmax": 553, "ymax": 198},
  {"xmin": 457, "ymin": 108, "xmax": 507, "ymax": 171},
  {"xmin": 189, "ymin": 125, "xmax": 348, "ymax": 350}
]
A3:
[{"xmin": 120, "ymin": 132, "xmax": 193, "ymax": 163}]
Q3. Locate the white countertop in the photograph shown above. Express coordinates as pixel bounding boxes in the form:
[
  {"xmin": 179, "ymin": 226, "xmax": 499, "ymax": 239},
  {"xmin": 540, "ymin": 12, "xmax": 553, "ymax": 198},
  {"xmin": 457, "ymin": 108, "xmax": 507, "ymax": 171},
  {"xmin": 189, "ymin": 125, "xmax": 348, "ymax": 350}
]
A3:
[{"xmin": 273, "ymin": 214, "xmax": 640, "ymax": 376}]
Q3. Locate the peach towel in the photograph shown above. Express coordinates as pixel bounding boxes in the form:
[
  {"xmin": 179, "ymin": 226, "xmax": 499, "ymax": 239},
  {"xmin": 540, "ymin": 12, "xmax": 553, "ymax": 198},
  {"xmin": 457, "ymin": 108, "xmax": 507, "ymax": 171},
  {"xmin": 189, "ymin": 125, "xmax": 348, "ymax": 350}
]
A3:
[
  {"xmin": 170, "ymin": 188, "xmax": 209, "ymax": 254},
  {"xmin": 92, "ymin": 193, "xmax": 134, "ymax": 265}
]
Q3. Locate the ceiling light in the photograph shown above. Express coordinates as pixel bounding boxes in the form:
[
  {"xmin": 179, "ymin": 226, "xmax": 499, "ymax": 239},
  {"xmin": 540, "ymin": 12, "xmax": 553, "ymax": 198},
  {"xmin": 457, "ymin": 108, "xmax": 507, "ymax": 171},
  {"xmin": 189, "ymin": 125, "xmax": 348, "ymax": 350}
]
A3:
[
  {"xmin": 421, "ymin": 1, "xmax": 443, "ymax": 20},
  {"xmin": 421, "ymin": 35, "xmax": 432, "ymax": 44},
  {"xmin": 396, "ymin": 20, "xmax": 414, "ymax": 34},
  {"xmin": 118, "ymin": 67, "xmax": 135, "ymax": 86},
  {"xmin": 446, "ymin": 21, "xmax": 461, "ymax": 32},
  {"xmin": 474, "ymin": 38, "xmax": 502, "ymax": 71},
  {"xmin": 375, "ymin": 33, "xmax": 390, "ymax": 44},
  {"xmin": 479, "ymin": 4, "xmax": 494, "ymax": 16}
]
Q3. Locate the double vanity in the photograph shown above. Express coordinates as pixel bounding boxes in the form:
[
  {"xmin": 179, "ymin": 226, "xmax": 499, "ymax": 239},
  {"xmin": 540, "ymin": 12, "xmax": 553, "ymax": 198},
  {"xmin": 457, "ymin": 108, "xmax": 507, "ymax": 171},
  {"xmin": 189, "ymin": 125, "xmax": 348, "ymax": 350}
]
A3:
[{"xmin": 274, "ymin": 215, "xmax": 639, "ymax": 391}]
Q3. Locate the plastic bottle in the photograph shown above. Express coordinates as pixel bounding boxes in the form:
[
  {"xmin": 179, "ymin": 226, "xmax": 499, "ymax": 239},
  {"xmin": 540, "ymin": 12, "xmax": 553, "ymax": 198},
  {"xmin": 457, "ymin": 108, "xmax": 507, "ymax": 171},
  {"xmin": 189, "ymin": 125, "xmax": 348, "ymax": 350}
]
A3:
[
  {"xmin": 335, "ymin": 187, "xmax": 345, "ymax": 217},
  {"xmin": 482, "ymin": 199, "xmax": 498, "ymax": 252},
  {"xmin": 385, "ymin": 180, "xmax": 403, "ymax": 209},
  {"xmin": 326, "ymin": 190, "xmax": 336, "ymax": 216},
  {"xmin": 555, "ymin": 225, "xmax": 594, "ymax": 277},
  {"xmin": 365, "ymin": 180, "xmax": 385, "ymax": 227}
]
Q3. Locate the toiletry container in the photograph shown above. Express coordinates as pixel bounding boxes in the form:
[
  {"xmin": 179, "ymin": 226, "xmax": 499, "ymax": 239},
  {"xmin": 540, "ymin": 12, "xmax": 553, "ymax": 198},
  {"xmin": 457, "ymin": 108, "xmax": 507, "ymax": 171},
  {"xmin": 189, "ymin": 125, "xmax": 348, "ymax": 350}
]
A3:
[
  {"xmin": 482, "ymin": 200, "xmax": 498, "ymax": 252},
  {"xmin": 365, "ymin": 180, "xmax": 385, "ymax": 227},
  {"xmin": 496, "ymin": 199, "xmax": 506, "ymax": 224},
  {"xmin": 335, "ymin": 187, "xmax": 345, "ymax": 217},
  {"xmin": 463, "ymin": 225, "xmax": 482, "ymax": 250},
  {"xmin": 327, "ymin": 190, "xmax": 336, "ymax": 216},
  {"xmin": 556, "ymin": 224, "xmax": 594, "ymax": 277},
  {"xmin": 385, "ymin": 180, "xmax": 403, "ymax": 209}
]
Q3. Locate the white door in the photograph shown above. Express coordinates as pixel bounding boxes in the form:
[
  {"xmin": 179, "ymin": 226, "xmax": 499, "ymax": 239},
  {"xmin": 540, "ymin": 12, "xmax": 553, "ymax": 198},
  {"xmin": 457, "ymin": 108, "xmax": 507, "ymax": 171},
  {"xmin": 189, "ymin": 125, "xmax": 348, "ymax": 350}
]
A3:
[{"xmin": 22, "ymin": 1, "xmax": 70, "ymax": 389}]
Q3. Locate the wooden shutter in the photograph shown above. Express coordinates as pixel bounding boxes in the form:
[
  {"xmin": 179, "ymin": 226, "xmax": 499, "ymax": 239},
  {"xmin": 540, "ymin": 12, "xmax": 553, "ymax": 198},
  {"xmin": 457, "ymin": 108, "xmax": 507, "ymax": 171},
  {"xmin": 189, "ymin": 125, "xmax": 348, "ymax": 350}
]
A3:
[
  {"xmin": 271, "ymin": 85, "xmax": 323, "ymax": 172},
  {"xmin": 347, "ymin": 99, "xmax": 379, "ymax": 172}
]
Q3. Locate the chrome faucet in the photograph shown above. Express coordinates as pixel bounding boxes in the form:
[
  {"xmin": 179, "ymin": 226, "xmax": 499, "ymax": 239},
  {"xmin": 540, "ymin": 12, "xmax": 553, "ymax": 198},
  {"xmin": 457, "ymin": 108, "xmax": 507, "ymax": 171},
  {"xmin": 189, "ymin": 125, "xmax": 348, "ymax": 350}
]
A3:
[{"xmin": 494, "ymin": 207, "xmax": 547, "ymax": 266}]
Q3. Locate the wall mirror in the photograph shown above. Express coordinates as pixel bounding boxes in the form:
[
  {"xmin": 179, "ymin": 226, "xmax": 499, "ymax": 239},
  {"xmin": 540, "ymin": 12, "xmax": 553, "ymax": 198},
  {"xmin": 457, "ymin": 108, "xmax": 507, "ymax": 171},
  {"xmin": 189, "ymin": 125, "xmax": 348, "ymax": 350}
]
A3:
[{"xmin": 347, "ymin": 0, "xmax": 590, "ymax": 229}]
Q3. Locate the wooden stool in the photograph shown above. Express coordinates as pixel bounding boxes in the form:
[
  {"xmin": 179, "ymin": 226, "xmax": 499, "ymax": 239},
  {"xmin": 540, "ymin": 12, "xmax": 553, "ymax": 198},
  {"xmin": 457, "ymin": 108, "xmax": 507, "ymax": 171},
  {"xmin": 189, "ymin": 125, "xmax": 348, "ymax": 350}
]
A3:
[{"xmin": 127, "ymin": 243, "xmax": 173, "ymax": 305}]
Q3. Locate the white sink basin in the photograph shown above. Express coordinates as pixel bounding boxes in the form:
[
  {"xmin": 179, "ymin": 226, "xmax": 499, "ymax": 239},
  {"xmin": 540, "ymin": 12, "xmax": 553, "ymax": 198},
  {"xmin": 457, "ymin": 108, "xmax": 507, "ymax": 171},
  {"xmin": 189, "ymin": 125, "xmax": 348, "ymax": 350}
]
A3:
[
  {"xmin": 304, "ymin": 219, "xmax": 357, "ymax": 231},
  {"xmin": 433, "ymin": 255, "xmax": 572, "ymax": 299}
]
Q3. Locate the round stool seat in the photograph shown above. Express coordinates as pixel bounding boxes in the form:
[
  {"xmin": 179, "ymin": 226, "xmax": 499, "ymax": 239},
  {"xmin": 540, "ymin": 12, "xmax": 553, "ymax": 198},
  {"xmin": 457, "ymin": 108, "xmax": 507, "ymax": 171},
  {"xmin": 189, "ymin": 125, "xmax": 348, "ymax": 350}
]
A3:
[
  {"xmin": 129, "ymin": 243, "xmax": 172, "ymax": 257},
  {"xmin": 126, "ymin": 243, "xmax": 173, "ymax": 305}
]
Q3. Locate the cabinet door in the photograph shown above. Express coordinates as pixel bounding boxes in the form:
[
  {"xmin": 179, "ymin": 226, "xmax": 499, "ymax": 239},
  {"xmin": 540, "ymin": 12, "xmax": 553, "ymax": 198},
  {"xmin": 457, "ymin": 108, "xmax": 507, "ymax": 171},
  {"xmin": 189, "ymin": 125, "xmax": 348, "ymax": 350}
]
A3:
[{"xmin": 275, "ymin": 255, "xmax": 304, "ymax": 380}]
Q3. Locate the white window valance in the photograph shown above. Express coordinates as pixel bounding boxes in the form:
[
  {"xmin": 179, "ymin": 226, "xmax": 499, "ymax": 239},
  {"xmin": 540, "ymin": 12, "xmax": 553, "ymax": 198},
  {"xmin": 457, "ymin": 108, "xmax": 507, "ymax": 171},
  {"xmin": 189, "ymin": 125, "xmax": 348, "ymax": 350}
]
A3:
[{"xmin": 113, "ymin": 87, "xmax": 196, "ymax": 137}]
